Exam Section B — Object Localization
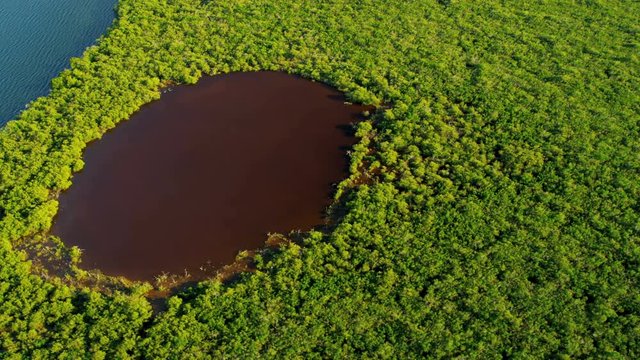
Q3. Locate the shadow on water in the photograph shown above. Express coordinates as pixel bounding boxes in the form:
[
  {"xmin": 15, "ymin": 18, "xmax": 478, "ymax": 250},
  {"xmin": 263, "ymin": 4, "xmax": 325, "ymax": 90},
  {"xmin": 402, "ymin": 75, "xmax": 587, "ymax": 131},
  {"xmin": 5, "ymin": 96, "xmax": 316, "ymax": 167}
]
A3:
[
  {"xmin": 327, "ymin": 94, "xmax": 348, "ymax": 102},
  {"xmin": 51, "ymin": 71, "xmax": 371, "ymax": 283}
]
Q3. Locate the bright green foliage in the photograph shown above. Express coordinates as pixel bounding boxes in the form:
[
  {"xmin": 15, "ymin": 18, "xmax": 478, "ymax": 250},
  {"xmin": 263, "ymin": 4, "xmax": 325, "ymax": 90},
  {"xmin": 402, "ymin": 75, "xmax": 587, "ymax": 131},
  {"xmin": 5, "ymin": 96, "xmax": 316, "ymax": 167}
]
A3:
[{"xmin": 1, "ymin": 0, "xmax": 639, "ymax": 358}]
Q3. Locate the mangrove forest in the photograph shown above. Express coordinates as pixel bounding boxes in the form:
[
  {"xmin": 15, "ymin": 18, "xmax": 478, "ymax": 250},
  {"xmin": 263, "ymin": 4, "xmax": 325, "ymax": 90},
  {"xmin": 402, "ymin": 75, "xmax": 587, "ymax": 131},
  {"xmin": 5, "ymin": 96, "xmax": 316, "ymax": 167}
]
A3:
[{"xmin": 0, "ymin": 0, "xmax": 638, "ymax": 358}]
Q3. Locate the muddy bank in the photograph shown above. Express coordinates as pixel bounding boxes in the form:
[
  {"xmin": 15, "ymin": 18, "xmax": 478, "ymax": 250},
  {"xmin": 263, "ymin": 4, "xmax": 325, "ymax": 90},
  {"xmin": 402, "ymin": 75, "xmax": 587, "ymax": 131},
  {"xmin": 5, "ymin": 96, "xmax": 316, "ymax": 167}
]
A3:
[{"xmin": 52, "ymin": 71, "xmax": 368, "ymax": 281}]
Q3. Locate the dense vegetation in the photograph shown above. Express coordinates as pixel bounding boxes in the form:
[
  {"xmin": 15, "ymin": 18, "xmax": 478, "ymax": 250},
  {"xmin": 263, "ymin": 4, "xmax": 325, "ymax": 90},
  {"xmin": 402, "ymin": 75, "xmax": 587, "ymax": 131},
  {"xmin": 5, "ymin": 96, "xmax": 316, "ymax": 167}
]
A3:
[{"xmin": 1, "ymin": 0, "xmax": 639, "ymax": 358}]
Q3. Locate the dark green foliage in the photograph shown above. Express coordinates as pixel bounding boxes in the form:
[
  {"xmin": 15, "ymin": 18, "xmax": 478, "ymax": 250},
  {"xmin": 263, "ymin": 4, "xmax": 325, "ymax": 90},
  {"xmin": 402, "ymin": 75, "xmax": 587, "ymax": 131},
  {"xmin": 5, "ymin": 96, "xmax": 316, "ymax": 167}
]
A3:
[{"xmin": 1, "ymin": 0, "xmax": 639, "ymax": 358}]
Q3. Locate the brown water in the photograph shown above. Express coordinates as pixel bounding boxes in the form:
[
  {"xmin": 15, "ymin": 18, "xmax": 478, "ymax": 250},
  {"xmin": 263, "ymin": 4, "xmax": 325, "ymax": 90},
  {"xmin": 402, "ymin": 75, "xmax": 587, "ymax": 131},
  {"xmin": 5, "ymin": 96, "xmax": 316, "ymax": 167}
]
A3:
[{"xmin": 51, "ymin": 71, "xmax": 367, "ymax": 281}]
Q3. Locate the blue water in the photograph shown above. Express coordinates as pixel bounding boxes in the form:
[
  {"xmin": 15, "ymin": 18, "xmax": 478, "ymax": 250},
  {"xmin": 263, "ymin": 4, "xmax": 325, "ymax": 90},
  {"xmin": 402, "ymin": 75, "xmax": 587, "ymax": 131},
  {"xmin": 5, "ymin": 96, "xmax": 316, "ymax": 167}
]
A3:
[{"xmin": 0, "ymin": 0, "xmax": 116, "ymax": 125}]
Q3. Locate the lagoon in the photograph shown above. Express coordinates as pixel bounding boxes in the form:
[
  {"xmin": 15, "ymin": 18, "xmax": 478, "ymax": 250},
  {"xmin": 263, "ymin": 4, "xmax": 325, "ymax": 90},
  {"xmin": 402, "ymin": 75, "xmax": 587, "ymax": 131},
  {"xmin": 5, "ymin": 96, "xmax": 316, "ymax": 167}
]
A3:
[{"xmin": 52, "ymin": 71, "xmax": 368, "ymax": 281}]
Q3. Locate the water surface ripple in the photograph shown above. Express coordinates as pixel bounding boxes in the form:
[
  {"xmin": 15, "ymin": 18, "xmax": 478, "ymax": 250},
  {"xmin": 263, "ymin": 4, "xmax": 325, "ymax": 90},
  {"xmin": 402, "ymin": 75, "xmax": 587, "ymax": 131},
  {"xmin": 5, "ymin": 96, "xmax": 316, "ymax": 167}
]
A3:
[{"xmin": 0, "ymin": 0, "xmax": 116, "ymax": 124}]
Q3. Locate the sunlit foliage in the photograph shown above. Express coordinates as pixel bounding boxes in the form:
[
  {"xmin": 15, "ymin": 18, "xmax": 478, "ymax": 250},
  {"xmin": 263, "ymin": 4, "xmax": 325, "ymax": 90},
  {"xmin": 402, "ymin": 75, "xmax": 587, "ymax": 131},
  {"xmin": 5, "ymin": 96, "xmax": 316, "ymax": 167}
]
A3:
[{"xmin": 0, "ymin": 0, "xmax": 639, "ymax": 358}]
